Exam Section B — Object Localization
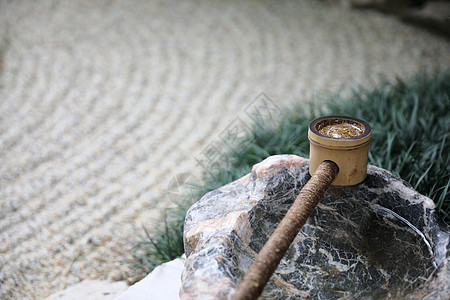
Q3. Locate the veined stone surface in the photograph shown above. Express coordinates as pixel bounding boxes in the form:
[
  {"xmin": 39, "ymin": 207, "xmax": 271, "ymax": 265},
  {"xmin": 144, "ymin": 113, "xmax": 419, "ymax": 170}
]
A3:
[{"xmin": 181, "ymin": 155, "xmax": 450, "ymax": 299}]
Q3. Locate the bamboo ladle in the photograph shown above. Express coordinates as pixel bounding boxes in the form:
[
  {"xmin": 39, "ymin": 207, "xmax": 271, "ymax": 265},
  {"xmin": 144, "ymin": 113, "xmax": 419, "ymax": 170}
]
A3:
[{"xmin": 232, "ymin": 116, "xmax": 372, "ymax": 300}]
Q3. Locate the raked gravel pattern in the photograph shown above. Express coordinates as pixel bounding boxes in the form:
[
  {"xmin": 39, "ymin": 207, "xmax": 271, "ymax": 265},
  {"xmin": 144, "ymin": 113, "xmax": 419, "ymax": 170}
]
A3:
[{"xmin": 0, "ymin": 0, "xmax": 449, "ymax": 299}]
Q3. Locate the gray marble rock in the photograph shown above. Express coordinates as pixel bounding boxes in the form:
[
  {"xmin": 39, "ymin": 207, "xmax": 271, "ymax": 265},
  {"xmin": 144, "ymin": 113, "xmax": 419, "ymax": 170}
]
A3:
[{"xmin": 180, "ymin": 155, "xmax": 449, "ymax": 299}]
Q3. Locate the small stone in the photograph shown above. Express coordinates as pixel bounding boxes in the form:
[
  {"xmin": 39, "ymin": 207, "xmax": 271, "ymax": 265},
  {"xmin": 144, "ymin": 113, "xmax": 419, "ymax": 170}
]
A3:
[
  {"xmin": 115, "ymin": 257, "xmax": 185, "ymax": 300},
  {"xmin": 46, "ymin": 280, "xmax": 128, "ymax": 300},
  {"xmin": 402, "ymin": 1, "xmax": 450, "ymax": 37},
  {"xmin": 348, "ymin": 0, "xmax": 415, "ymax": 13}
]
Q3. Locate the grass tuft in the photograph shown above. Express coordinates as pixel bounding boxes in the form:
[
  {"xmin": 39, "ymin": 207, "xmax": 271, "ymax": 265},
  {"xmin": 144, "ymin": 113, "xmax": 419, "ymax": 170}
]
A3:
[
  {"xmin": 125, "ymin": 202, "xmax": 188, "ymax": 281},
  {"xmin": 127, "ymin": 69, "xmax": 450, "ymax": 276}
]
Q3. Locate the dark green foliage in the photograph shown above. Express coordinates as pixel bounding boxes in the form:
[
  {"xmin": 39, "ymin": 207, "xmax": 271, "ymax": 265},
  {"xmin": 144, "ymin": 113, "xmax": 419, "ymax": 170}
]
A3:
[
  {"xmin": 125, "ymin": 203, "xmax": 187, "ymax": 280},
  {"xmin": 127, "ymin": 70, "xmax": 450, "ymax": 275},
  {"xmin": 206, "ymin": 70, "xmax": 450, "ymax": 221},
  {"xmin": 324, "ymin": 71, "xmax": 450, "ymax": 221}
]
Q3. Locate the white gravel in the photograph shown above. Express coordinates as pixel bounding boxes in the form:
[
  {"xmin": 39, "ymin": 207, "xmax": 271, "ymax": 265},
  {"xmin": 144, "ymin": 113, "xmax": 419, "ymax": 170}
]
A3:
[{"xmin": 0, "ymin": 0, "xmax": 449, "ymax": 299}]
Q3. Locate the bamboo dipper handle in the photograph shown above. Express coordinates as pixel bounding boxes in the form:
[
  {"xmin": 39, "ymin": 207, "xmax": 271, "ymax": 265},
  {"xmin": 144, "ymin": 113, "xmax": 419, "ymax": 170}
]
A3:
[{"xmin": 232, "ymin": 160, "xmax": 339, "ymax": 300}]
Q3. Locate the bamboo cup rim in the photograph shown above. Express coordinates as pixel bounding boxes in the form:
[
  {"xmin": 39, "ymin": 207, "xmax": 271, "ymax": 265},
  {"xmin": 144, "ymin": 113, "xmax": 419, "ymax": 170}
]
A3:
[{"xmin": 309, "ymin": 116, "xmax": 372, "ymax": 149}]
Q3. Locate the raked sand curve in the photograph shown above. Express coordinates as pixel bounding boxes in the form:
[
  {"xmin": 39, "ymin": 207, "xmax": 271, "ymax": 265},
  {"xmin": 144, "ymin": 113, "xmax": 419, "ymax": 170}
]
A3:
[{"xmin": 0, "ymin": 0, "xmax": 449, "ymax": 299}]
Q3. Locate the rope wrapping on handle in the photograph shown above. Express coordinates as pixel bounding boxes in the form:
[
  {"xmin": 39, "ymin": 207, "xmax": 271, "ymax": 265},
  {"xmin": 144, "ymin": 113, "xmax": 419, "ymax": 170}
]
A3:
[{"xmin": 232, "ymin": 160, "xmax": 339, "ymax": 300}]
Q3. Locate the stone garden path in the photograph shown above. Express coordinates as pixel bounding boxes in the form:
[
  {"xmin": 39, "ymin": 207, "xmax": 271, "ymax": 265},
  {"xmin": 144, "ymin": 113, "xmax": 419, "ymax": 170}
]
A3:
[{"xmin": 0, "ymin": 0, "xmax": 449, "ymax": 299}]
